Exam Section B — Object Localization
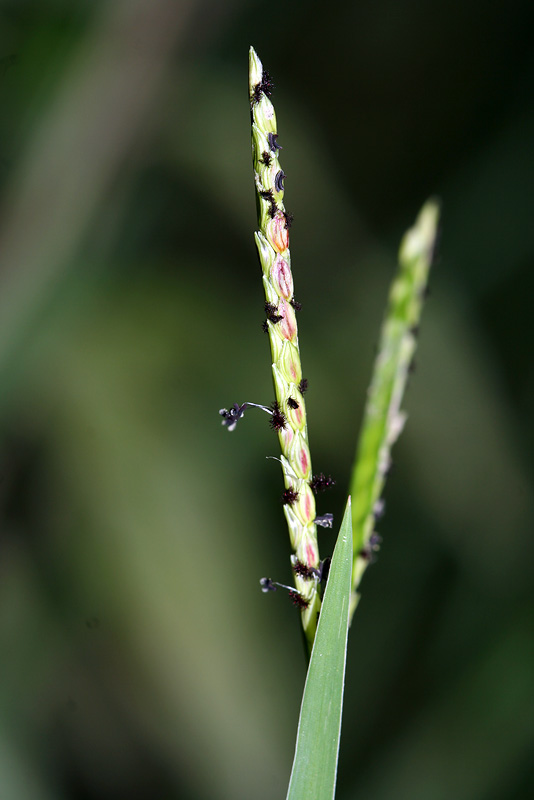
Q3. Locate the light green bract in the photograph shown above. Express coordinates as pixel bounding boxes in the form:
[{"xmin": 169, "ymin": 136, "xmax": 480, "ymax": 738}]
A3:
[
  {"xmin": 249, "ymin": 46, "xmax": 321, "ymax": 649},
  {"xmin": 349, "ymin": 200, "xmax": 440, "ymax": 620},
  {"xmin": 286, "ymin": 498, "xmax": 353, "ymax": 800}
]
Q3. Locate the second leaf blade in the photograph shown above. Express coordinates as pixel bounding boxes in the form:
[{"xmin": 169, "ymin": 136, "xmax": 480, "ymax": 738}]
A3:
[{"xmin": 286, "ymin": 497, "xmax": 353, "ymax": 800}]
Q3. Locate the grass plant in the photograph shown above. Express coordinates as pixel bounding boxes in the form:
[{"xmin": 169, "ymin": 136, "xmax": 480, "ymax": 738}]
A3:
[{"xmin": 220, "ymin": 47, "xmax": 440, "ymax": 799}]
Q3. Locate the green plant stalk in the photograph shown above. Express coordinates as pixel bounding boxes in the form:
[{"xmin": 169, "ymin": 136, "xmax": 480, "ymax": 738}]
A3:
[
  {"xmin": 349, "ymin": 200, "xmax": 440, "ymax": 621},
  {"xmin": 249, "ymin": 46, "xmax": 321, "ymax": 649}
]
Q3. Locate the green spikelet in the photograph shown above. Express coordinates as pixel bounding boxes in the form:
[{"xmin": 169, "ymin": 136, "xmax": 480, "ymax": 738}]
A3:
[
  {"xmin": 249, "ymin": 46, "xmax": 321, "ymax": 649},
  {"xmin": 349, "ymin": 200, "xmax": 440, "ymax": 621}
]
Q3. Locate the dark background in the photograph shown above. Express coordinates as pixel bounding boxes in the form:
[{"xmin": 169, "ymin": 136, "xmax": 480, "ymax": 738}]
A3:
[{"xmin": 0, "ymin": 1, "xmax": 533, "ymax": 798}]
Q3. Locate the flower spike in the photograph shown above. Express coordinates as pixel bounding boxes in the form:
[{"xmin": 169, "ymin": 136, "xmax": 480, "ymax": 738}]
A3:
[{"xmin": 249, "ymin": 46, "xmax": 322, "ymax": 649}]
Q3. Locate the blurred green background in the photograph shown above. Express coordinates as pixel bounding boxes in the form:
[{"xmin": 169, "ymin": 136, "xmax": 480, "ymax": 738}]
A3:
[{"xmin": 0, "ymin": 1, "xmax": 533, "ymax": 798}]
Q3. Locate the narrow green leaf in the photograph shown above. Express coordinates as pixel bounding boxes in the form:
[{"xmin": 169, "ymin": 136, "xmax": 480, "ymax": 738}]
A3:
[{"xmin": 286, "ymin": 497, "xmax": 353, "ymax": 800}]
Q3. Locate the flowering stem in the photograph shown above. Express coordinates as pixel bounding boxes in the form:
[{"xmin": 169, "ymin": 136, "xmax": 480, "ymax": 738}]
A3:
[
  {"xmin": 249, "ymin": 46, "xmax": 321, "ymax": 651},
  {"xmin": 349, "ymin": 200, "xmax": 440, "ymax": 621}
]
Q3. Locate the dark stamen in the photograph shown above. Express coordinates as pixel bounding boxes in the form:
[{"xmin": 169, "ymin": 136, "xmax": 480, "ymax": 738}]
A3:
[
  {"xmin": 260, "ymin": 577, "xmax": 277, "ymax": 592},
  {"xmin": 274, "ymin": 170, "xmax": 286, "ymax": 192},
  {"xmin": 219, "ymin": 401, "xmax": 274, "ymax": 432},
  {"xmin": 268, "ymin": 132, "xmax": 282, "ymax": 151},
  {"xmin": 219, "ymin": 403, "xmax": 247, "ymax": 432},
  {"xmin": 314, "ymin": 513, "xmax": 334, "ymax": 528},
  {"xmin": 298, "ymin": 378, "xmax": 308, "ymax": 394},
  {"xmin": 287, "ymin": 397, "xmax": 299, "ymax": 410}
]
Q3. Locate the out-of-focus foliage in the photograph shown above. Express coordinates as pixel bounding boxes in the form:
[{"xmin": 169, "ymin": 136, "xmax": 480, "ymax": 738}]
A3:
[{"xmin": 0, "ymin": 1, "xmax": 532, "ymax": 799}]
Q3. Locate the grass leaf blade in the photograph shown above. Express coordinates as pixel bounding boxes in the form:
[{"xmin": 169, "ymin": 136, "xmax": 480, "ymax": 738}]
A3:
[{"xmin": 286, "ymin": 497, "xmax": 353, "ymax": 800}]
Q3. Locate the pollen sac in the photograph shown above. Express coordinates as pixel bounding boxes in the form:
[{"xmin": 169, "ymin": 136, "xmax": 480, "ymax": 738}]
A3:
[
  {"xmin": 268, "ymin": 132, "xmax": 282, "ymax": 152},
  {"xmin": 260, "ymin": 162, "xmax": 283, "ymax": 196},
  {"xmin": 274, "ymin": 170, "xmax": 286, "ymax": 193},
  {"xmin": 267, "ymin": 211, "xmax": 290, "ymax": 253},
  {"xmin": 315, "ymin": 513, "xmax": 334, "ymax": 528},
  {"xmin": 270, "ymin": 254, "xmax": 294, "ymax": 300}
]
